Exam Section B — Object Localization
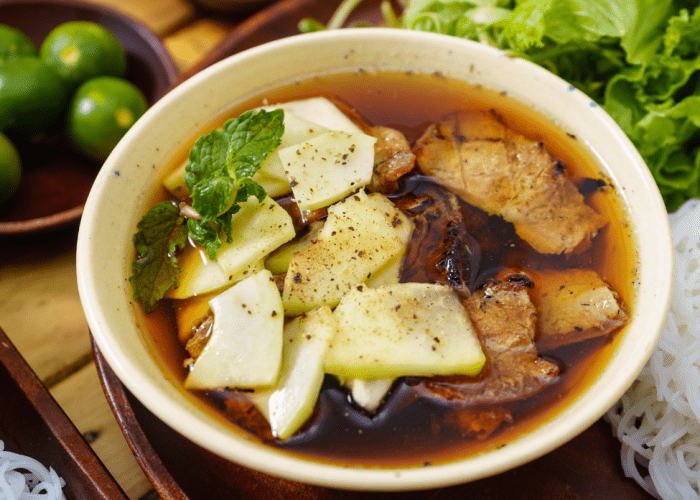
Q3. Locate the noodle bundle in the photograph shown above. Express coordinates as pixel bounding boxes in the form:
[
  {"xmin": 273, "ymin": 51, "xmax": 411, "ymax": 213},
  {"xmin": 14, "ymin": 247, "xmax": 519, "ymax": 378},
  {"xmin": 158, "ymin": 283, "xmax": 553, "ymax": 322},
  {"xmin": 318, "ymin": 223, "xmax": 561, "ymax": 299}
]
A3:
[
  {"xmin": 607, "ymin": 199, "xmax": 700, "ymax": 499},
  {"xmin": 0, "ymin": 441, "xmax": 66, "ymax": 500}
]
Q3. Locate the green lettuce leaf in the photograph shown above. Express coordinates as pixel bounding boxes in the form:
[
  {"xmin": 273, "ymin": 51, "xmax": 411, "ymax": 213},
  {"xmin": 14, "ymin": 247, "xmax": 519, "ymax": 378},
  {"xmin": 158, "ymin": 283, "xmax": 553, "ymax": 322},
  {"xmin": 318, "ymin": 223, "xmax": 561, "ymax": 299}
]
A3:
[
  {"xmin": 402, "ymin": 1, "xmax": 512, "ymax": 43},
  {"xmin": 620, "ymin": 0, "xmax": 673, "ymax": 65},
  {"xmin": 602, "ymin": 6, "xmax": 700, "ymax": 210}
]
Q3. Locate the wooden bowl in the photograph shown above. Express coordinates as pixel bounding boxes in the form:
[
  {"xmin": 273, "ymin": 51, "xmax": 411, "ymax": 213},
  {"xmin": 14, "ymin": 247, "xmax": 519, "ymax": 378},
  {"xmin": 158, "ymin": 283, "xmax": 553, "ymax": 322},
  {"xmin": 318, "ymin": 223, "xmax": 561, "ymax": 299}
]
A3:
[{"xmin": 0, "ymin": 0, "xmax": 179, "ymax": 236}]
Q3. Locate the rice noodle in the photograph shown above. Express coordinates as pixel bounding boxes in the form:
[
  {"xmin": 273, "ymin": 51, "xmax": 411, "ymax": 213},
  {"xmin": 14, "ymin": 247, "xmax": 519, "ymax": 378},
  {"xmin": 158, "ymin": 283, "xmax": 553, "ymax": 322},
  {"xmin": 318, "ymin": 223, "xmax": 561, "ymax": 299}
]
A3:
[
  {"xmin": 0, "ymin": 441, "xmax": 66, "ymax": 500},
  {"xmin": 607, "ymin": 199, "xmax": 700, "ymax": 499}
]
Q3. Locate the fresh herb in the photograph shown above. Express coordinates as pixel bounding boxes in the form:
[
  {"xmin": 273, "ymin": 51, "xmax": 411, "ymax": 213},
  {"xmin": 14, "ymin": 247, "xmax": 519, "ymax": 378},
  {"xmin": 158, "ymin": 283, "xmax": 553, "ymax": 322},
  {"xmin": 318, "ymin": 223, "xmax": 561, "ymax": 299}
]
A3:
[
  {"xmin": 130, "ymin": 109, "xmax": 285, "ymax": 311},
  {"xmin": 302, "ymin": 0, "xmax": 700, "ymax": 211},
  {"xmin": 184, "ymin": 109, "xmax": 284, "ymax": 258},
  {"xmin": 130, "ymin": 201, "xmax": 188, "ymax": 313}
]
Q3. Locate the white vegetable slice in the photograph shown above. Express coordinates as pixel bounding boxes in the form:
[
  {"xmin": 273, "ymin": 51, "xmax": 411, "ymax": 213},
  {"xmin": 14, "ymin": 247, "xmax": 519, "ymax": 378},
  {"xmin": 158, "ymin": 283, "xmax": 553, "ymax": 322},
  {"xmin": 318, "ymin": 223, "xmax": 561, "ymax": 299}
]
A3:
[
  {"xmin": 248, "ymin": 305, "xmax": 336, "ymax": 440},
  {"xmin": 184, "ymin": 269, "xmax": 284, "ymax": 389},
  {"xmin": 253, "ymin": 112, "xmax": 330, "ymax": 198},
  {"xmin": 265, "ymin": 220, "xmax": 324, "ymax": 275},
  {"xmin": 215, "ymin": 195, "xmax": 295, "ymax": 276},
  {"xmin": 342, "ymin": 378, "xmax": 394, "ymax": 413},
  {"xmin": 162, "ymin": 158, "xmax": 189, "ymax": 200},
  {"xmin": 343, "ymin": 197, "xmax": 408, "ymax": 401},
  {"xmin": 278, "ymin": 130, "xmax": 377, "ymax": 211},
  {"xmin": 259, "ymin": 97, "xmax": 364, "ymax": 135},
  {"xmin": 282, "ymin": 190, "xmax": 413, "ymax": 316},
  {"xmin": 165, "ymin": 97, "xmax": 361, "ymax": 200},
  {"xmin": 325, "ymin": 282, "xmax": 486, "ymax": 380},
  {"xmin": 166, "ymin": 243, "xmax": 264, "ymax": 299},
  {"xmin": 169, "ymin": 195, "xmax": 295, "ymax": 299}
]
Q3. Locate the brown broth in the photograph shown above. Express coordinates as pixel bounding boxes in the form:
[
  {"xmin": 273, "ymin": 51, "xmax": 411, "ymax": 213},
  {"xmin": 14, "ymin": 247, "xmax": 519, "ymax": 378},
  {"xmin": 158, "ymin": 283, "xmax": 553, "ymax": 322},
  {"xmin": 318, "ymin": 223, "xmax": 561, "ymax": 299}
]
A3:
[{"xmin": 134, "ymin": 70, "xmax": 638, "ymax": 467}]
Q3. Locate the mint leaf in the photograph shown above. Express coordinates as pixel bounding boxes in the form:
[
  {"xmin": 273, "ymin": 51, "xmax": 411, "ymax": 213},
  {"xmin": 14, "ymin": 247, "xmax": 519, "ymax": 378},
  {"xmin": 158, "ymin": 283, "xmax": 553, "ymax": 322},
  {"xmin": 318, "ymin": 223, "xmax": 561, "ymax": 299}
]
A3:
[
  {"xmin": 225, "ymin": 109, "xmax": 287, "ymax": 178},
  {"xmin": 184, "ymin": 109, "xmax": 284, "ymax": 259},
  {"xmin": 130, "ymin": 201, "xmax": 187, "ymax": 312}
]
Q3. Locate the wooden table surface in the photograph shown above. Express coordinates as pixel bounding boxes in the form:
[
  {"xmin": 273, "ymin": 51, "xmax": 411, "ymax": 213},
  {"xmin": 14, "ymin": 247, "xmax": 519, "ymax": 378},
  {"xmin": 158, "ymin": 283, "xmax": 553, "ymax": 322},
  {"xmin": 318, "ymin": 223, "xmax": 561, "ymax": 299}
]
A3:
[{"xmin": 0, "ymin": 1, "xmax": 266, "ymax": 498}]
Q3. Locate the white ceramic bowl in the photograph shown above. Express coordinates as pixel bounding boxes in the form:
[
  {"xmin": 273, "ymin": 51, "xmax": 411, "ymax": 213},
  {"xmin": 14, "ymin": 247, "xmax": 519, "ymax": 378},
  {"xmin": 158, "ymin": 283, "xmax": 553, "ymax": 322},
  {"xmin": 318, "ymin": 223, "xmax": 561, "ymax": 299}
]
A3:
[{"xmin": 77, "ymin": 28, "xmax": 674, "ymax": 491}]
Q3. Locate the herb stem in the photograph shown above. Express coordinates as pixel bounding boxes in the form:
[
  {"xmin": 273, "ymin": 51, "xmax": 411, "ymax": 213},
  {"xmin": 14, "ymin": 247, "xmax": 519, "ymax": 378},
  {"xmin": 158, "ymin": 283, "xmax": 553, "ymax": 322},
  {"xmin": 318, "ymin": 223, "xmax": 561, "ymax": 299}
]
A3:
[
  {"xmin": 380, "ymin": 0, "xmax": 401, "ymax": 28},
  {"xmin": 327, "ymin": 0, "xmax": 367, "ymax": 30},
  {"xmin": 179, "ymin": 202, "xmax": 201, "ymax": 220}
]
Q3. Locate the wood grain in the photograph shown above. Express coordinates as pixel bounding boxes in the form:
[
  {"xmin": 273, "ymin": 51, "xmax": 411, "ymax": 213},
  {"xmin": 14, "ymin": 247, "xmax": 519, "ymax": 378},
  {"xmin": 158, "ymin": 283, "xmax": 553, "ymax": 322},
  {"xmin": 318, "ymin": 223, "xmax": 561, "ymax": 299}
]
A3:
[
  {"xmin": 50, "ymin": 362, "xmax": 153, "ymax": 499},
  {"xmin": 0, "ymin": 230, "xmax": 90, "ymax": 382},
  {"xmin": 83, "ymin": 0, "xmax": 196, "ymax": 36},
  {"xmin": 164, "ymin": 18, "xmax": 236, "ymax": 72}
]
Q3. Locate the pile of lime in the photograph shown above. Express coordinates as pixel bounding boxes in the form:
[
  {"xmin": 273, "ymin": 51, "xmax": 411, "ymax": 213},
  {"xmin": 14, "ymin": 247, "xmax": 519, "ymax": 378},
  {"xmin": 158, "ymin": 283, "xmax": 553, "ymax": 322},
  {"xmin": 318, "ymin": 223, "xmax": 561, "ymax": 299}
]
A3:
[{"xmin": 0, "ymin": 21, "xmax": 148, "ymax": 205}]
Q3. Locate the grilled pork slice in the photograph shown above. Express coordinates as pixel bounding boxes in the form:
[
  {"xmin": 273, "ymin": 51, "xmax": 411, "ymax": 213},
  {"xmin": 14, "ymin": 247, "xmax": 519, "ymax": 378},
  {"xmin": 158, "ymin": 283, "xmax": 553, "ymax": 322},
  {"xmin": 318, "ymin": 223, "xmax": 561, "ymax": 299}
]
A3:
[
  {"xmin": 367, "ymin": 126, "xmax": 416, "ymax": 194},
  {"xmin": 394, "ymin": 181, "xmax": 478, "ymax": 296},
  {"xmin": 416, "ymin": 278, "xmax": 559, "ymax": 406},
  {"xmin": 532, "ymin": 268, "xmax": 629, "ymax": 351},
  {"xmin": 413, "ymin": 110, "xmax": 606, "ymax": 255}
]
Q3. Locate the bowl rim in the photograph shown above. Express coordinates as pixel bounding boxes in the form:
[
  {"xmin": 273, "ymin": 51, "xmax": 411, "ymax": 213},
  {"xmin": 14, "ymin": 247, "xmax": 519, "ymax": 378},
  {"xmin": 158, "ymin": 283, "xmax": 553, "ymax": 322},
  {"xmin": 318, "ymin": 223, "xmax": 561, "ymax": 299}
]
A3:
[{"xmin": 77, "ymin": 28, "xmax": 674, "ymax": 491}]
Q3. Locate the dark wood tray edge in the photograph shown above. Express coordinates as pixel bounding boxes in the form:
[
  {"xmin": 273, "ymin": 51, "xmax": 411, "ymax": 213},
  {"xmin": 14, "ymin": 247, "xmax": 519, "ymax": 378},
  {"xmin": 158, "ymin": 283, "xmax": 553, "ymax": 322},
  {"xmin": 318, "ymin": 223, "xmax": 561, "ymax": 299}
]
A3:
[{"xmin": 0, "ymin": 327, "xmax": 128, "ymax": 499}]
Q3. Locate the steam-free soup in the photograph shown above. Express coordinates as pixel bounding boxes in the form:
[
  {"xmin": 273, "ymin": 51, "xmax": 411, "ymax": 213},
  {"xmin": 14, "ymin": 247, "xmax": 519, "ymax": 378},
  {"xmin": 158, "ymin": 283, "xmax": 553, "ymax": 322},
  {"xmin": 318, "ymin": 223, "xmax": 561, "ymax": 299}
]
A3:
[{"xmin": 133, "ymin": 70, "xmax": 637, "ymax": 467}]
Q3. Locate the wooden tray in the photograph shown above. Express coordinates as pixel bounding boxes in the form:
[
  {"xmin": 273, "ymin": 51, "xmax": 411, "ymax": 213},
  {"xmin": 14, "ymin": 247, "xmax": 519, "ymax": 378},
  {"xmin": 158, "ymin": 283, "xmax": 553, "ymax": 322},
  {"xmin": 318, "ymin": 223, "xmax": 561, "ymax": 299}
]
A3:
[
  {"xmin": 92, "ymin": 1, "xmax": 653, "ymax": 497},
  {"xmin": 0, "ymin": 327, "xmax": 128, "ymax": 499}
]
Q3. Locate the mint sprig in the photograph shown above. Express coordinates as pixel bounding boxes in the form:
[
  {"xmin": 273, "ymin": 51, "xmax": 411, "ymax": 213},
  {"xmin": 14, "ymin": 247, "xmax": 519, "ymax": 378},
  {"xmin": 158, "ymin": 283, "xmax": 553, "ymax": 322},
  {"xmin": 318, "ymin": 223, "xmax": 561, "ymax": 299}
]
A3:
[
  {"xmin": 130, "ymin": 109, "xmax": 284, "ymax": 311},
  {"xmin": 130, "ymin": 201, "xmax": 188, "ymax": 313},
  {"xmin": 185, "ymin": 109, "xmax": 284, "ymax": 258}
]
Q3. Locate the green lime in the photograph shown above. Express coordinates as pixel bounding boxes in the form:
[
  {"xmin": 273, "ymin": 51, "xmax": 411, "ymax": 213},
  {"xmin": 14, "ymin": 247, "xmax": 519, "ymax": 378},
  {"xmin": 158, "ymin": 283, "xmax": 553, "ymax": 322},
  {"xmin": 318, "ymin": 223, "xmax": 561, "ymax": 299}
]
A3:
[
  {"xmin": 66, "ymin": 76, "xmax": 148, "ymax": 161},
  {"xmin": 0, "ymin": 25, "xmax": 38, "ymax": 63},
  {"xmin": 0, "ymin": 57, "xmax": 69, "ymax": 138},
  {"xmin": 0, "ymin": 131, "xmax": 21, "ymax": 204},
  {"xmin": 40, "ymin": 21, "xmax": 126, "ymax": 90}
]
